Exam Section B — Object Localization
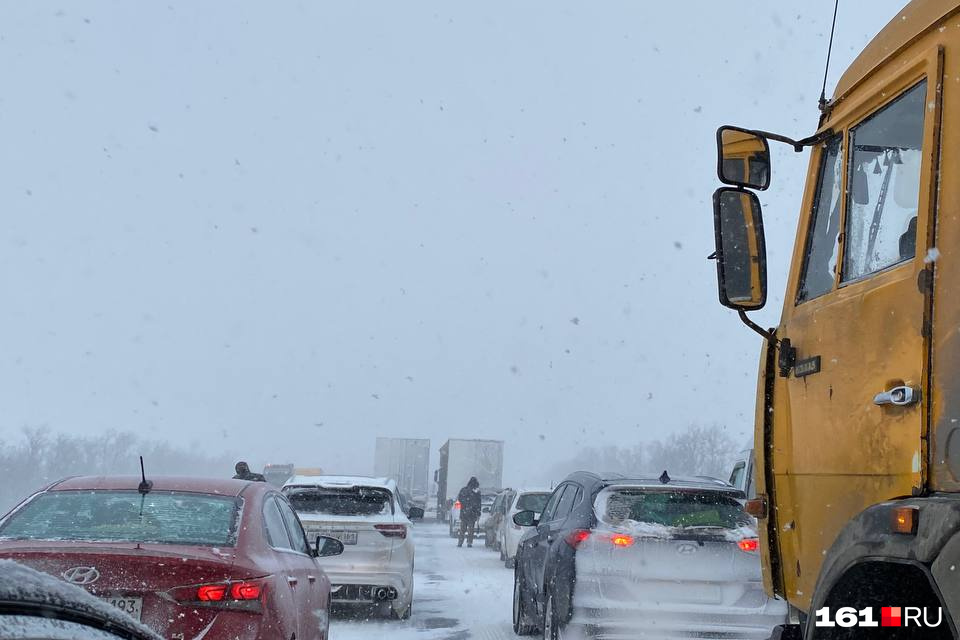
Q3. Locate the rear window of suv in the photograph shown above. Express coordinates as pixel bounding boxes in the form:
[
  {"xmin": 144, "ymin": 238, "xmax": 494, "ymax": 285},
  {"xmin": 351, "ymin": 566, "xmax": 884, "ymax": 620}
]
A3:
[
  {"xmin": 0, "ymin": 491, "xmax": 241, "ymax": 546},
  {"xmin": 595, "ymin": 488, "xmax": 752, "ymax": 530},
  {"xmin": 284, "ymin": 486, "xmax": 394, "ymax": 516}
]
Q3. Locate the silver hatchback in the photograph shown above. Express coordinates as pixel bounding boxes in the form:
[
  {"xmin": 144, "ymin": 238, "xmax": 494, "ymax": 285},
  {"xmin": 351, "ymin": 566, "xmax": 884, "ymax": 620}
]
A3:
[{"xmin": 569, "ymin": 480, "xmax": 787, "ymax": 639}]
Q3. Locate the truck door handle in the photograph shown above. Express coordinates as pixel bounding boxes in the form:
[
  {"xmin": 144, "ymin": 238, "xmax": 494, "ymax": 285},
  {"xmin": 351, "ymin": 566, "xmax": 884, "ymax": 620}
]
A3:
[
  {"xmin": 287, "ymin": 576, "xmax": 298, "ymax": 585},
  {"xmin": 874, "ymin": 385, "xmax": 920, "ymax": 406}
]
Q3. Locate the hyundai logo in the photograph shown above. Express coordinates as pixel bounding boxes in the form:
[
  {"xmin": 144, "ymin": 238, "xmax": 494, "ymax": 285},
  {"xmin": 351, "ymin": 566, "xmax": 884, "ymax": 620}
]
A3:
[
  {"xmin": 62, "ymin": 566, "xmax": 100, "ymax": 585},
  {"xmin": 675, "ymin": 543, "xmax": 697, "ymax": 556}
]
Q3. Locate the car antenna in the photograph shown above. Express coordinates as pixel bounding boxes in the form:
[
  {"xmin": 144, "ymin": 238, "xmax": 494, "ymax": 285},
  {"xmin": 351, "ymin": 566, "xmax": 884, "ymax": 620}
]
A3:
[
  {"xmin": 659, "ymin": 470, "xmax": 671, "ymax": 485},
  {"xmin": 818, "ymin": 0, "xmax": 840, "ymax": 113},
  {"xmin": 138, "ymin": 455, "xmax": 153, "ymax": 494}
]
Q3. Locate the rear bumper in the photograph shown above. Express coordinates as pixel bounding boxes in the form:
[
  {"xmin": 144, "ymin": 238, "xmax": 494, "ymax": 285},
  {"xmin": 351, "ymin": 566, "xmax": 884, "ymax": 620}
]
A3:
[
  {"xmin": 567, "ymin": 602, "xmax": 788, "ymax": 640},
  {"xmin": 324, "ymin": 568, "xmax": 412, "ymax": 605},
  {"xmin": 569, "ymin": 579, "xmax": 787, "ymax": 640}
]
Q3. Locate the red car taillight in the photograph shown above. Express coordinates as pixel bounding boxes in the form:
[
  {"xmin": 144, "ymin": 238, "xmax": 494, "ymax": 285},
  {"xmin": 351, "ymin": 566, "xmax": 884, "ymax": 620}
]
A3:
[
  {"xmin": 738, "ymin": 538, "xmax": 759, "ymax": 553},
  {"xmin": 375, "ymin": 524, "xmax": 407, "ymax": 539},
  {"xmin": 230, "ymin": 582, "xmax": 263, "ymax": 600},
  {"xmin": 564, "ymin": 529, "xmax": 591, "ymax": 548},
  {"xmin": 197, "ymin": 584, "xmax": 228, "ymax": 601},
  {"xmin": 453, "ymin": 501, "xmax": 462, "ymax": 510},
  {"xmin": 169, "ymin": 579, "xmax": 266, "ymax": 612}
]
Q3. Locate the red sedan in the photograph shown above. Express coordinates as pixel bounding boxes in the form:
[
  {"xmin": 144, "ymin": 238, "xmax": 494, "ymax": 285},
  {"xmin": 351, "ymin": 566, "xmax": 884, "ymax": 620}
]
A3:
[{"xmin": 0, "ymin": 476, "xmax": 344, "ymax": 640}]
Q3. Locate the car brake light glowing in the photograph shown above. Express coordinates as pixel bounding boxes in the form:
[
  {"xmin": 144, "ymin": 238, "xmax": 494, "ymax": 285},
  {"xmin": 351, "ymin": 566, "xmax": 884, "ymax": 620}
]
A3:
[
  {"xmin": 190, "ymin": 580, "xmax": 264, "ymax": 605},
  {"xmin": 453, "ymin": 501, "xmax": 461, "ymax": 509},
  {"xmin": 230, "ymin": 582, "xmax": 262, "ymax": 600},
  {"xmin": 374, "ymin": 524, "xmax": 407, "ymax": 539},
  {"xmin": 610, "ymin": 533, "xmax": 634, "ymax": 547},
  {"xmin": 564, "ymin": 529, "xmax": 591, "ymax": 548},
  {"xmin": 738, "ymin": 538, "xmax": 759, "ymax": 552},
  {"xmin": 197, "ymin": 584, "xmax": 228, "ymax": 601}
]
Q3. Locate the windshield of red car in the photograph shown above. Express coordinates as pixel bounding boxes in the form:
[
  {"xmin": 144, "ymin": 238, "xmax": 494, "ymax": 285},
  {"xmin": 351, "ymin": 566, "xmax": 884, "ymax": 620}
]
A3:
[
  {"xmin": 0, "ymin": 490, "xmax": 241, "ymax": 547},
  {"xmin": 0, "ymin": 490, "xmax": 241, "ymax": 546}
]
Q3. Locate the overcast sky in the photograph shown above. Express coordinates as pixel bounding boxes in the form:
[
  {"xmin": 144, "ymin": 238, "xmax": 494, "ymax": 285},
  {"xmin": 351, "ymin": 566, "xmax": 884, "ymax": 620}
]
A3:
[{"xmin": 0, "ymin": 1, "xmax": 908, "ymax": 484}]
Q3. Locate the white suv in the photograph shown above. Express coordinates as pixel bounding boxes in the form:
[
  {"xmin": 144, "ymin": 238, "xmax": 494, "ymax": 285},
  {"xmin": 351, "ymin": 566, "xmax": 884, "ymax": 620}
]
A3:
[
  {"xmin": 283, "ymin": 475, "xmax": 419, "ymax": 619},
  {"xmin": 498, "ymin": 488, "xmax": 551, "ymax": 567}
]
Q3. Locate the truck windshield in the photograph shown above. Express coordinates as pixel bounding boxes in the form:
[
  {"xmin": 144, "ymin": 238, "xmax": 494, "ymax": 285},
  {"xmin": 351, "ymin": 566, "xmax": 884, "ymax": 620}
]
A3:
[
  {"xmin": 843, "ymin": 80, "xmax": 926, "ymax": 281},
  {"xmin": 284, "ymin": 486, "xmax": 394, "ymax": 516}
]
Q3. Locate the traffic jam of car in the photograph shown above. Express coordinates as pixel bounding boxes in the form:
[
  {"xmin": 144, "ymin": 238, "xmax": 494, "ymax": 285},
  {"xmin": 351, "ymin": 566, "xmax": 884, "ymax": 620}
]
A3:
[
  {"xmin": 4, "ymin": 1, "xmax": 944, "ymax": 639},
  {"xmin": 0, "ymin": 451, "xmax": 783, "ymax": 640}
]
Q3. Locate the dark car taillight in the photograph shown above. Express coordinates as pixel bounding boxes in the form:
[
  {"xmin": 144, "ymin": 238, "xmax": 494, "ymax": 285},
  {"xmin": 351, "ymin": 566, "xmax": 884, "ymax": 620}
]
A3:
[
  {"xmin": 168, "ymin": 578, "xmax": 267, "ymax": 612},
  {"xmin": 375, "ymin": 524, "xmax": 407, "ymax": 539},
  {"xmin": 564, "ymin": 529, "xmax": 591, "ymax": 548},
  {"xmin": 737, "ymin": 538, "xmax": 759, "ymax": 553}
]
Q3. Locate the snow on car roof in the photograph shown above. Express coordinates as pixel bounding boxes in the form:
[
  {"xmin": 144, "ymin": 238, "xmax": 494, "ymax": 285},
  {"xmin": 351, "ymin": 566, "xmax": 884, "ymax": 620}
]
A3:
[
  {"xmin": 49, "ymin": 475, "xmax": 258, "ymax": 496},
  {"xmin": 602, "ymin": 476, "xmax": 744, "ymax": 496},
  {"xmin": 283, "ymin": 475, "xmax": 395, "ymax": 491},
  {"xmin": 513, "ymin": 488, "xmax": 552, "ymax": 495}
]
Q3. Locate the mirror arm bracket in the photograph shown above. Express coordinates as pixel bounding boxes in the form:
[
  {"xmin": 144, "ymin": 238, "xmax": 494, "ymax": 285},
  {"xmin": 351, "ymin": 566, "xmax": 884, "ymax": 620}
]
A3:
[
  {"xmin": 737, "ymin": 309, "xmax": 776, "ymax": 343},
  {"xmin": 748, "ymin": 128, "xmax": 834, "ymax": 153}
]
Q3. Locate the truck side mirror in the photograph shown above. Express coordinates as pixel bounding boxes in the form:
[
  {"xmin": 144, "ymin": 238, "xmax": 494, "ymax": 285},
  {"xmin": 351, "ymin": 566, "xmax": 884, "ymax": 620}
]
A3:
[
  {"xmin": 712, "ymin": 188, "xmax": 767, "ymax": 311},
  {"xmin": 407, "ymin": 506, "xmax": 425, "ymax": 520},
  {"xmin": 717, "ymin": 126, "xmax": 771, "ymax": 191}
]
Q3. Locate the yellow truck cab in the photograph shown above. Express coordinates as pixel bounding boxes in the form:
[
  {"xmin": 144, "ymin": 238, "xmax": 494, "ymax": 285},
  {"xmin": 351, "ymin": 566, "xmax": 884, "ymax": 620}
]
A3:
[{"xmin": 710, "ymin": 1, "xmax": 960, "ymax": 637}]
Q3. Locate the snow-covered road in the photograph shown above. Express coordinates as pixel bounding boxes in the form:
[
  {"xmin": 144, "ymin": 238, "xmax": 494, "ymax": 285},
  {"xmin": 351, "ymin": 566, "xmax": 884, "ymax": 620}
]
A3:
[{"xmin": 329, "ymin": 521, "xmax": 515, "ymax": 640}]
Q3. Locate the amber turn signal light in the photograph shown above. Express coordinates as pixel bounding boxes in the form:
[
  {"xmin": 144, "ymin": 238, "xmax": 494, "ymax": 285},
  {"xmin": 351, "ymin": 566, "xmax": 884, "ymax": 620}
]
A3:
[{"xmin": 891, "ymin": 506, "xmax": 918, "ymax": 535}]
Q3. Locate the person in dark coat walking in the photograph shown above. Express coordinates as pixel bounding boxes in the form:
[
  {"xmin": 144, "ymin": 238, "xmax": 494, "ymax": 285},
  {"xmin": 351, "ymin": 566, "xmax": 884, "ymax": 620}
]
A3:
[{"xmin": 456, "ymin": 476, "xmax": 482, "ymax": 547}]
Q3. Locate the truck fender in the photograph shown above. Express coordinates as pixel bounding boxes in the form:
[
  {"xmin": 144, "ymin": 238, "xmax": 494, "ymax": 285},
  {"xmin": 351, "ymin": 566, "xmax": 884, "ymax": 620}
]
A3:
[{"xmin": 805, "ymin": 496, "xmax": 960, "ymax": 638}]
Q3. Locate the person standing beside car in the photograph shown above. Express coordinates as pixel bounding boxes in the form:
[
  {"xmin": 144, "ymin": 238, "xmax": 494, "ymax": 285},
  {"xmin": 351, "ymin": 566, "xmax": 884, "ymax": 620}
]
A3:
[{"xmin": 456, "ymin": 476, "xmax": 482, "ymax": 547}]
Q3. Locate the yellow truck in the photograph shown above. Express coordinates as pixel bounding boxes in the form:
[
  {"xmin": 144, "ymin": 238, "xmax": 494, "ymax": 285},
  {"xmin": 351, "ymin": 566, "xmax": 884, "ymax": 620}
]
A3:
[{"xmin": 710, "ymin": 1, "xmax": 960, "ymax": 637}]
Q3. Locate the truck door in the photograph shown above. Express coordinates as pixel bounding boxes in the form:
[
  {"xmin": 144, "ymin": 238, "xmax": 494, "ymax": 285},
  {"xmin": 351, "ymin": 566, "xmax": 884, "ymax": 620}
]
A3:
[{"xmin": 776, "ymin": 65, "xmax": 940, "ymax": 608}]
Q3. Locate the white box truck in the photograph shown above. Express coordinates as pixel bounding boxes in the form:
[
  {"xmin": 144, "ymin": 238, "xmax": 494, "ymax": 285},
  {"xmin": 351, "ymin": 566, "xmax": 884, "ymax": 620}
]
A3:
[
  {"xmin": 373, "ymin": 437, "xmax": 430, "ymax": 505},
  {"xmin": 435, "ymin": 438, "xmax": 504, "ymax": 521}
]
